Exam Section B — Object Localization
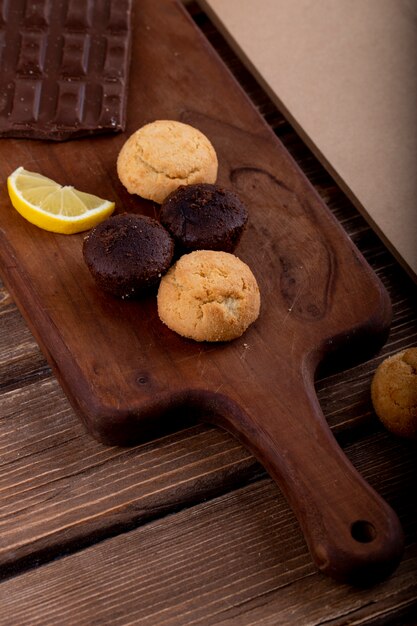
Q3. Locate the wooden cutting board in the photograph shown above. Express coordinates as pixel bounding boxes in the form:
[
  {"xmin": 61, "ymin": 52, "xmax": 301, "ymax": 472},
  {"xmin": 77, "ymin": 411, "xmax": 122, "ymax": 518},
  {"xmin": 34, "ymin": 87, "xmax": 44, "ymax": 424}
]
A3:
[{"xmin": 0, "ymin": 0, "xmax": 404, "ymax": 583}]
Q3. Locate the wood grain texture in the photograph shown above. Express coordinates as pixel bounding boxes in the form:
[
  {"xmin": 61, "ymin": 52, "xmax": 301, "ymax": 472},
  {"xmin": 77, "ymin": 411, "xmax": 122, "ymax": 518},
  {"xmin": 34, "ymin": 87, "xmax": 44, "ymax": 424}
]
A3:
[
  {"xmin": 0, "ymin": 0, "xmax": 403, "ymax": 581},
  {"xmin": 0, "ymin": 307, "xmax": 49, "ymax": 392},
  {"xmin": 0, "ymin": 376, "xmax": 262, "ymax": 573},
  {"xmin": 0, "ymin": 432, "xmax": 415, "ymax": 626}
]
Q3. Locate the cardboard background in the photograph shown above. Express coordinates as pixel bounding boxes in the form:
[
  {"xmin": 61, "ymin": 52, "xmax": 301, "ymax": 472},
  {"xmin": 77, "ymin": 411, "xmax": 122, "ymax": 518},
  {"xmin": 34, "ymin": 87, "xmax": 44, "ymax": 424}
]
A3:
[{"xmin": 201, "ymin": 0, "xmax": 417, "ymax": 282}]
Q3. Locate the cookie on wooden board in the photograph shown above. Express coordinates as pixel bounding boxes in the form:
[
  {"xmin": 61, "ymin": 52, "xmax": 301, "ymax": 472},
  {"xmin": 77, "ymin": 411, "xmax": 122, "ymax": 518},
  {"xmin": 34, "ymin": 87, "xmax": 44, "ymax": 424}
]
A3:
[
  {"xmin": 117, "ymin": 120, "xmax": 218, "ymax": 203},
  {"xmin": 157, "ymin": 250, "xmax": 260, "ymax": 342}
]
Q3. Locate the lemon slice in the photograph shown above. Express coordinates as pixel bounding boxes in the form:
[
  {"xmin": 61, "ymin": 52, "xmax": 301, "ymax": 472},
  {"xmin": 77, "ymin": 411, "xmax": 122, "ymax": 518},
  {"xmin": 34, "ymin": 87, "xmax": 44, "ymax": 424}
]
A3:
[{"xmin": 7, "ymin": 167, "xmax": 115, "ymax": 234}]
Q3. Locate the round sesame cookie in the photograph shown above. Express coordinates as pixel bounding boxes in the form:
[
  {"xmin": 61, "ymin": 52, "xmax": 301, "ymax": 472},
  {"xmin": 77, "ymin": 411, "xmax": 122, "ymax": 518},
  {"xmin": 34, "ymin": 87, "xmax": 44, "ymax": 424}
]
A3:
[
  {"xmin": 117, "ymin": 120, "xmax": 218, "ymax": 204},
  {"xmin": 157, "ymin": 250, "xmax": 260, "ymax": 342},
  {"xmin": 371, "ymin": 347, "xmax": 417, "ymax": 439}
]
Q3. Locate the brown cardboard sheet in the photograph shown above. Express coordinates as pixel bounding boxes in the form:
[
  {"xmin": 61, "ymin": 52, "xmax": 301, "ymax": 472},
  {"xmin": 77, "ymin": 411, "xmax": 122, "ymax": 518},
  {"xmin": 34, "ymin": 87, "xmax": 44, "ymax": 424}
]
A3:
[{"xmin": 200, "ymin": 0, "xmax": 417, "ymax": 281}]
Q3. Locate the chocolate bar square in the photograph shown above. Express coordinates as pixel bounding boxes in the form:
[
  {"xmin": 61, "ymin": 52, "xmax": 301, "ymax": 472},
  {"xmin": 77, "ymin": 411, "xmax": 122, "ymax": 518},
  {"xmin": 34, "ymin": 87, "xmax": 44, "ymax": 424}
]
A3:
[{"xmin": 0, "ymin": 0, "xmax": 133, "ymax": 140}]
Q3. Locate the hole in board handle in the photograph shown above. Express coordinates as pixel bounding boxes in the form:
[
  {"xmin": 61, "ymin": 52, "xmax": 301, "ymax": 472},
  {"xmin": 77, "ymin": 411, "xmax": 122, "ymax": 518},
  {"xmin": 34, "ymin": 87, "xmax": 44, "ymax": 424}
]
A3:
[{"xmin": 351, "ymin": 520, "xmax": 377, "ymax": 543}]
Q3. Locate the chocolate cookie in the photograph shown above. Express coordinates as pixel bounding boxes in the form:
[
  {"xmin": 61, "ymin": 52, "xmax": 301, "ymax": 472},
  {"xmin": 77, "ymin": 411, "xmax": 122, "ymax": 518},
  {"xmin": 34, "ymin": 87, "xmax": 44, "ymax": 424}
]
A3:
[
  {"xmin": 83, "ymin": 213, "xmax": 174, "ymax": 298},
  {"xmin": 159, "ymin": 183, "xmax": 248, "ymax": 253}
]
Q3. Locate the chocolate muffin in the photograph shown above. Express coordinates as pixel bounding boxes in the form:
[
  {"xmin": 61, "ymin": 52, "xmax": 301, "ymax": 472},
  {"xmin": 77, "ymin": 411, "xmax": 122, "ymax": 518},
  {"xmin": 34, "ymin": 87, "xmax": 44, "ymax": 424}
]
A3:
[
  {"xmin": 159, "ymin": 183, "xmax": 248, "ymax": 253},
  {"xmin": 83, "ymin": 214, "xmax": 174, "ymax": 298}
]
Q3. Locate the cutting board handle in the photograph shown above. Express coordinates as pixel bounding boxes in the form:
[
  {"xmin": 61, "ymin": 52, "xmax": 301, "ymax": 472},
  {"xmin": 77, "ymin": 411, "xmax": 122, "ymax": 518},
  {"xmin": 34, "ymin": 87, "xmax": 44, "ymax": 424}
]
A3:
[{"xmin": 204, "ymin": 377, "xmax": 404, "ymax": 584}]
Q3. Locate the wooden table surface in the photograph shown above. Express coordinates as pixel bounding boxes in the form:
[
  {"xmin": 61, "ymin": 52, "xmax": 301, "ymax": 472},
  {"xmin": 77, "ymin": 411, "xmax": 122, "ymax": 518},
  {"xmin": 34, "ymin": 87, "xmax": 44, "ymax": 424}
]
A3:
[{"xmin": 0, "ymin": 3, "xmax": 416, "ymax": 624}]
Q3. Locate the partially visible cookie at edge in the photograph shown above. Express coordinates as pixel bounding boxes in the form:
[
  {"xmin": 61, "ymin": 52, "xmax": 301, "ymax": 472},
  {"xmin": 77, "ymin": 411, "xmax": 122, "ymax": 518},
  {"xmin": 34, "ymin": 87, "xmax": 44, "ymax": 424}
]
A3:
[
  {"xmin": 117, "ymin": 120, "xmax": 218, "ymax": 204},
  {"xmin": 371, "ymin": 347, "xmax": 417, "ymax": 439},
  {"xmin": 157, "ymin": 250, "xmax": 260, "ymax": 342}
]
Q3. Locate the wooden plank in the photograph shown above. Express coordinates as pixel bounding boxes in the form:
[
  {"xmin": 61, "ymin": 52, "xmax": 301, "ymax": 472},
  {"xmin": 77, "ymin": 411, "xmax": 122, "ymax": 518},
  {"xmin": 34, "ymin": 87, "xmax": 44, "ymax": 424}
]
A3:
[
  {"xmin": 0, "ymin": 271, "xmax": 49, "ymax": 393},
  {"xmin": 0, "ymin": 306, "xmax": 49, "ymax": 392},
  {"xmin": 0, "ymin": 431, "xmax": 415, "ymax": 626},
  {"xmin": 0, "ymin": 376, "xmax": 259, "ymax": 572}
]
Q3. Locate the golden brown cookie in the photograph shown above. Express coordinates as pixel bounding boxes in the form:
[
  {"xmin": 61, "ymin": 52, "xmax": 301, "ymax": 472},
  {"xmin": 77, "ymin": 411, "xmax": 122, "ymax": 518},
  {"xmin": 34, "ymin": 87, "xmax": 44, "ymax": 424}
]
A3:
[
  {"xmin": 117, "ymin": 120, "xmax": 218, "ymax": 204},
  {"xmin": 371, "ymin": 347, "xmax": 417, "ymax": 438},
  {"xmin": 157, "ymin": 250, "xmax": 260, "ymax": 342}
]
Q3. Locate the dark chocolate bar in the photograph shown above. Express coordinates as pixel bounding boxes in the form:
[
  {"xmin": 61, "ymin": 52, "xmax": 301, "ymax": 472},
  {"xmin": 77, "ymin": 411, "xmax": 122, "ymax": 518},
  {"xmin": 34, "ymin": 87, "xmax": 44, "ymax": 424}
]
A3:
[{"xmin": 0, "ymin": 0, "xmax": 133, "ymax": 141}]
